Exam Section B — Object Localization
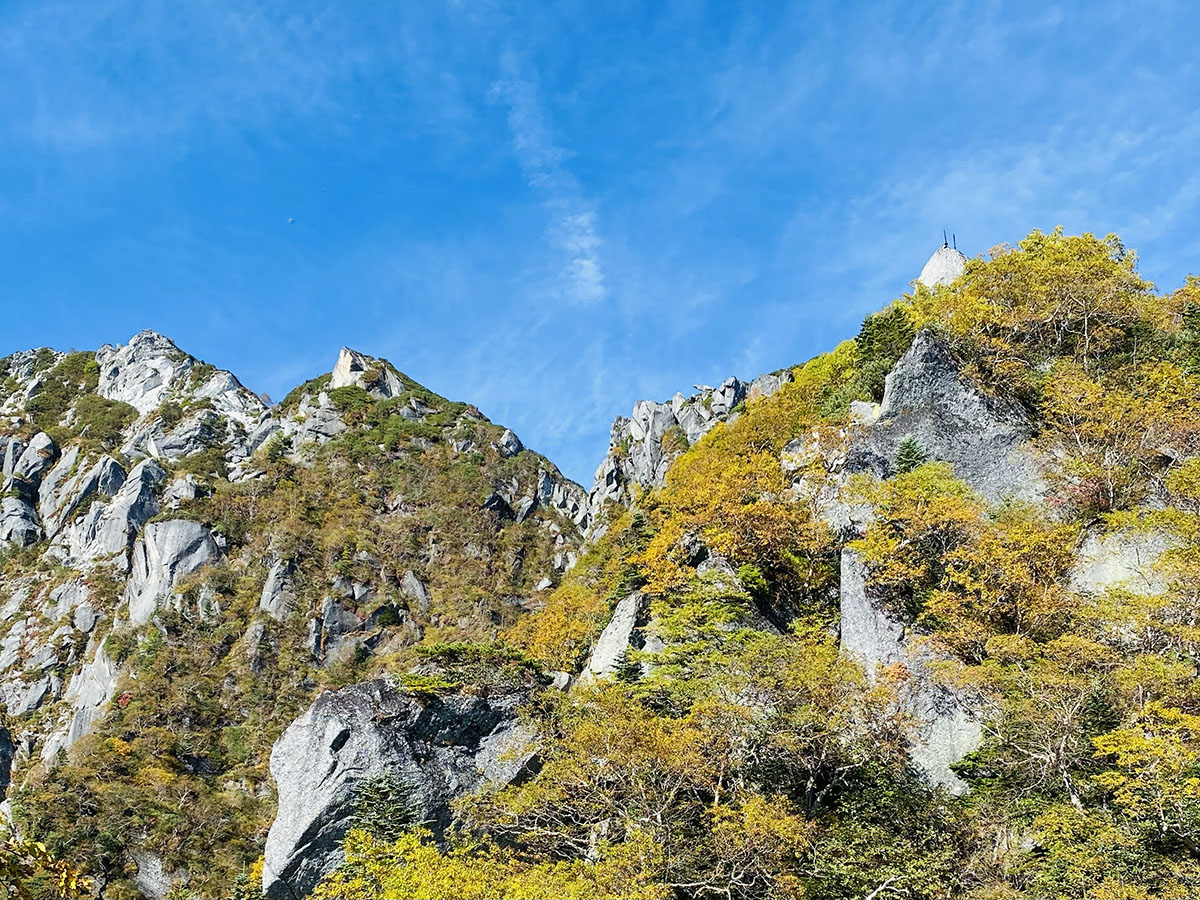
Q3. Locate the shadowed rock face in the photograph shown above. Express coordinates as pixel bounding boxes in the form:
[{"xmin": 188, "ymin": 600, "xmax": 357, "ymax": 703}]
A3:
[
  {"xmin": 0, "ymin": 723, "xmax": 13, "ymax": 800},
  {"xmin": 3, "ymin": 432, "xmax": 59, "ymax": 499},
  {"xmin": 263, "ymin": 680, "xmax": 537, "ymax": 900},
  {"xmin": 0, "ymin": 433, "xmax": 60, "ymax": 548},
  {"xmin": 848, "ymin": 331, "xmax": 1045, "ymax": 504},
  {"xmin": 0, "ymin": 498, "xmax": 41, "ymax": 548}
]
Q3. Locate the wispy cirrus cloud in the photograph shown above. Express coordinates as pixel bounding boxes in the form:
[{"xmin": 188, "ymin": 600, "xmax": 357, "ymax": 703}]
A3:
[
  {"xmin": 0, "ymin": 1, "xmax": 480, "ymax": 155},
  {"xmin": 491, "ymin": 51, "xmax": 608, "ymax": 305}
]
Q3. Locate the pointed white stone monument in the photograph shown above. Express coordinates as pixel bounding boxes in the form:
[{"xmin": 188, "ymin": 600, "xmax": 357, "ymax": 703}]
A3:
[{"xmin": 917, "ymin": 243, "xmax": 967, "ymax": 288}]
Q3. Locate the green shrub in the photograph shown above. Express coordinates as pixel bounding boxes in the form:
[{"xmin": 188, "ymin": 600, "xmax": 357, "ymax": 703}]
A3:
[
  {"xmin": 25, "ymin": 352, "xmax": 101, "ymax": 432},
  {"xmin": 72, "ymin": 395, "xmax": 138, "ymax": 449},
  {"xmin": 327, "ymin": 385, "xmax": 373, "ymax": 415},
  {"xmin": 397, "ymin": 672, "xmax": 461, "ymax": 699},
  {"xmin": 157, "ymin": 400, "xmax": 184, "ymax": 429},
  {"xmin": 893, "ymin": 436, "xmax": 929, "ymax": 474},
  {"xmin": 353, "ymin": 773, "xmax": 418, "ymax": 841},
  {"xmin": 414, "ymin": 641, "xmax": 544, "ymax": 689},
  {"xmin": 175, "ymin": 447, "xmax": 228, "ymax": 481}
]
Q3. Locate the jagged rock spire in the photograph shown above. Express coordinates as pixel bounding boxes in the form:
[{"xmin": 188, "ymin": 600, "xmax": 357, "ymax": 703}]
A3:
[
  {"xmin": 917, "ymin": 243, "xmax": 967, "ymax": 289},
  {"xmin": 329, "ymin": 347, "xmax": 403, "ymax": 398}
]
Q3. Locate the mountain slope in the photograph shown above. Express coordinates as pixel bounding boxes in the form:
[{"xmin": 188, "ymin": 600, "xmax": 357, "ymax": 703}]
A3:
[
  {"xmin": 6, "ymin": 229, "xmax": 1200, "ymax": 900},
  {"xmin": 0, "ymin": 335, "xmax": 585, "ymax": 896},
  {"xmin": 279, "ymin": 230, "xmax": 1200, "ymax": 900}
]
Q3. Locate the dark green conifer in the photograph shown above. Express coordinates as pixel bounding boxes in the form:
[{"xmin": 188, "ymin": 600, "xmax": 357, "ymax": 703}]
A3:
[
  {"xmin": 894, "ymin": 436, "xmax": 929, "ymax": 474},
  {"xmin": 612, "ymin": 645, "xmax": 643, "ymax": 684}
]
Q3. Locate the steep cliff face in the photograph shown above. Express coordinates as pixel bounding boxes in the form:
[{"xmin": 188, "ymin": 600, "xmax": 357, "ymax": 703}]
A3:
[
  {"xmin": 587, "ymin": 370, "xmax": 794, "ymax": 529},
  {"xmin": 573, "ymin": 336, "xmax": 1006, "ymax": 793},
  {"xmin": 265, "ymin": 317, "xmax": 1042, "ymax": 864},
  {"xmin": 0, "ymin": 332, "xmax": 585, "ymax": 896},
  {"xmin": 838, "ymin": 549, "xmax": 982, "ymax": 794},
  {"xmin": 263, "ymin": 679, "xmax": 536, "ymax": 899},
  {"xmin": 845, "ymin": 330, "xmax": 1045, "ymax": 505}
]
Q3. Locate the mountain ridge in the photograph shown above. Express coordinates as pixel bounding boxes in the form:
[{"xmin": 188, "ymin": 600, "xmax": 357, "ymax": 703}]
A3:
[{"xmin": 6, "ymin": 229, "xmax": 1200, "ymax": 899}]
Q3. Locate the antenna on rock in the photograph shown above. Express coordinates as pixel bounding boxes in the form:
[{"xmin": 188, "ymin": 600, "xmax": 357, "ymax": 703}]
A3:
[
  {"xmin": 943, "ymin": 229, "xmax": 948, "ymax": 248},
  {"xmin": 952, "ymin": 233, "xmax": 957, "ymax": 250}
]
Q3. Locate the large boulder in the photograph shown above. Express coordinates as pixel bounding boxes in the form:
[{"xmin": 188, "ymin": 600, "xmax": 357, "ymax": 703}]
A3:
[
  {"xmin": 150, "ymin": 412, "xmax": 220, "ymax": 461},
  {"xmin": 291, "ymin": 406, "xmax": 347, "ymax": 447},
  {"xmin": 35, "ymin": 443, "xmax": 81, "ymax": 523},
  {"xmin": 243, "ymin": 418, "xmax": 283, "ymax": 457},
  {"xmin": 307, "ymin": 597, "xmax": 365, "ymax": 666},
  {"xmin": 848, "ymin": 331, "xmax": 1044, "ymax": 504},
  {"xmin": 129, "ymin": 848, "xmax": 173, "ymax": 900},
  {"xmin": 125, "ymin": 520, "xmax": 222, "ymax": 626},
  {"xmin": 0, "ymin": 498, "xmax": 41, "ymax": 548},
  {"xmin": 50, "ymin": 459, "xmax": 164, "ymax": 570},
  {"xmin": 494, "ymin": 429, "xmax": 523, "ymax": 459},
  {"xmin": 260, "ymin": 559, "xmax": 297, "ymax": 621},
  {"xmin": 47, "ymin": 579, "xmax": 95, "ymax": 631},
  {"xmin": 8, "ymin": 675, "xmax": 52, "ymax": 717},
  {"xmin": 581, "ymin": 591, "xmax": 646, "ymax": 682},
  {"xmin": 38, "ymin": 449, "xmax": 126, "ymax": 537},
  {"xmin": 263, "ymin": 680, "xmax": 536, "ymax": 900},
  {"xmin": 2, "ymin": 432, "xmax": 58, "ymax": 498},
  {"xmin": 162, "ymin": 475, "xmax": 205, "ymax": 510},
  {"xmin": 399, "ymin": 570, "xmax": 432, "ymax": 614},
  {"xmin": 839, "ymin": 549, "xmax": 982, "ymax": 795}
]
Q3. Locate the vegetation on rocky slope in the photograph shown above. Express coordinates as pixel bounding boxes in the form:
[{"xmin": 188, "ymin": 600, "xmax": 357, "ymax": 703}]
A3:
[
  {"xmin": 314, "ymin": 230, "xmax": 1200, "ymax": 899},
  {"xmin": 5, "ymin": 228, "xmax": 1200, "ymax": 899},
  {"xmin": 0, "ymin": 350, "xmax": 581, "ymax": 897}
]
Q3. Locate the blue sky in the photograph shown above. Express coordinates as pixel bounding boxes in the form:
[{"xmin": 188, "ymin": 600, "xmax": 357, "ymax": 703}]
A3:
[{"xmin": 2, "ymin": 1, "xmax": 1199, "ymax": 484}]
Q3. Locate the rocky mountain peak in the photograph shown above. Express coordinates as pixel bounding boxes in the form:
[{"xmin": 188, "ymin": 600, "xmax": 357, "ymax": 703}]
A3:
[
  {"xmin": 329, "ymin": 346, "xmax": 404, "ymax": 398},
  {"xmin": 916, "ymin": 243, "xmax": 968, "ymax": 288},
  {"xmin": 587, "ymin": 369, "xmax": 794, "ymax": 529},
  {"xmin": 95, "ymin": 330, "xmax": 265, "ymax": 428},
  {"xmin": 0, "ymin": 325, "xmax": 591, "ymax": 883}
]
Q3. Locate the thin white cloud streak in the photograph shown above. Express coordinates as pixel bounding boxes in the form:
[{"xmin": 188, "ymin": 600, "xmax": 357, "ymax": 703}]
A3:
[
  {"xmin": 491, "ymin": 52, "xmax": 608, "ymax": 306},
  {"xmin": 0, "ymin": 2, "xmax": 480, "ymax": 154}
]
